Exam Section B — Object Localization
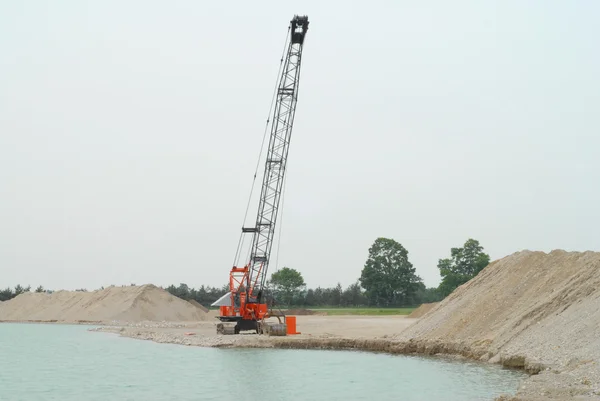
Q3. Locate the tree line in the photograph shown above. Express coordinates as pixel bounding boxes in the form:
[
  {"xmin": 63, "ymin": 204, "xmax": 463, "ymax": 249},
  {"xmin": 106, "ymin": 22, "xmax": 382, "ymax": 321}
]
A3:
[
  {"xmin": 1, "ymin": 238, "xmax": 489, "ymax": 308},
  {"xmin": 0, "ymin": 285, "xmax": 45, "ymax": 302},
  {"xmin": 159, "ymin": 237, "xmax": 488, "ymax": 308}
]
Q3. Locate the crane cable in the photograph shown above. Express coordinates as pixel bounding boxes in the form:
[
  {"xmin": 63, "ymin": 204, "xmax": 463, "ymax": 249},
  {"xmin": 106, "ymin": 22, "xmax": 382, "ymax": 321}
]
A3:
[{"xmin": 233, "ymin": 24, "xmax": 291, "ymax": 268}]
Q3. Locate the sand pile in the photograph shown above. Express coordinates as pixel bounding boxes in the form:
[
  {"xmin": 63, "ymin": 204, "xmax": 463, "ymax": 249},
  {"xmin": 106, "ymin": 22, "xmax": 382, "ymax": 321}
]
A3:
[
  {"xmin": 0, "ymin": 284, "xmax": 211, "ymax": 323},
  {"xmin": 395, "ymin": 250, "xmax": 600, "ymax": 399},
  {"xmin": 407, "ymin": 302, "xmax": 440, "ymax": 318},
  {"xmin": 188, "ymin": 299, "xmax": 209, "ymax": 313}
]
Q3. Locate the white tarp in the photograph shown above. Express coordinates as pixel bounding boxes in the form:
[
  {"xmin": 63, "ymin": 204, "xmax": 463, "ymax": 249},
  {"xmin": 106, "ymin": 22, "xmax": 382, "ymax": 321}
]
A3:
[{"xmin": 211, "ymin": 291, "xmax": 232, "ymax": 307}]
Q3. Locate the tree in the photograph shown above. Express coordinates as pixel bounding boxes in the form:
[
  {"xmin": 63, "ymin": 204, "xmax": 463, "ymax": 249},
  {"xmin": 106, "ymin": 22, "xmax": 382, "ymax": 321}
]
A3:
[
  {"xmin": 0, "ymin": 287, "xmax": 14, "ymax": 302},
  {"xmin": 437, "ymin": 238, "xmax": 490, "ymax": 297},
  {"xmin": 13, "ymin": 284, "xmax": 30, "ymax": 296},
  {"xmin": 175, "ymin": 283, "xmax": 191, "ymax": 300},
  {"xmin": 341, "ymin": 281, "xmax": 366, "ymax": 307},
  {"xmin": 313, "ymin": 287, "xmax": 324, "ymax": 306},
  {"xmin": 304, "ymin": 288, "xmax": 316, "ymax": 306},
  {"xmin": 359, "ymin": 238, "xmax": 423, "ymax": 306},
  {"xmin": 331, "ymin": 283, "xmax": 342, "ymax": 307},
  {"xmin": 35, "ymin": 285, "xmax": 45, "ymax": 293},
  {"xmin": 270, "ymin": 267, "xmax": 306, "ymax": 306},
  {"xmin": 413, "ymin": 282, "xmax": 443, "ymax": 304}
]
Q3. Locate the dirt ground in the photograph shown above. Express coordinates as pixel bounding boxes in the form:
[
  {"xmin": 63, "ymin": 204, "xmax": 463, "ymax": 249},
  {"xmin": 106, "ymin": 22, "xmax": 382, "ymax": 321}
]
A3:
[
  {"xmin": 90, "ymin": 315, "xmax": 418, "ymax": 346},
  {"xmin": 88, "ymin": 315, "xmax": 424, "ymax": 376},
  {"xmin": 293, "ymin": 315, "xmax": 416, "ymax": 337}
]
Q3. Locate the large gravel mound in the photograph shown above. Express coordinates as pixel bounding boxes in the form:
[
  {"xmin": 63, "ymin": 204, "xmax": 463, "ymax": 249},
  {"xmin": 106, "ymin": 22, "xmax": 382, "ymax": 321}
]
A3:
[
  {"xmin": 0, "ymin": 284, "xmax": 211, "ymax": 323},
  {"xmin": 395, "ymin": 250, "xmax": 600, "ymax": 399}
]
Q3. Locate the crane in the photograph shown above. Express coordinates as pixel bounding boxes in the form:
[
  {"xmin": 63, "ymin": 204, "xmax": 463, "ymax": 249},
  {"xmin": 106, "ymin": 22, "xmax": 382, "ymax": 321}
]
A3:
[{"xmin": 212, "ymin": 15, "xmax": 309, "ymax": 335}]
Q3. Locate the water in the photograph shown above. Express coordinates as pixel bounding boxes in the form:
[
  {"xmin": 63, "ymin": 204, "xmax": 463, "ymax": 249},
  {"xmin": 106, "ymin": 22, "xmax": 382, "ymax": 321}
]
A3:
[{"xmin": 0, "ymin": 324, "xmax": 525, "ymax": 401}]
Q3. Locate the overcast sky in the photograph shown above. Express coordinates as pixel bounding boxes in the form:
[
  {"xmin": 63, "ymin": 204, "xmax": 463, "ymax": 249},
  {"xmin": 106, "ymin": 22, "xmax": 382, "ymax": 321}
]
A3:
[{"xmin": 1, "ymin": 1, "xmax": 599, "ymax": 291}]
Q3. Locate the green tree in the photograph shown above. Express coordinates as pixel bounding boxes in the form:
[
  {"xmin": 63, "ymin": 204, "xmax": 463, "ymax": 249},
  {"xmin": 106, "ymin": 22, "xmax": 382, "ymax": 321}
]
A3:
[
  {"xmin": 175, "ymin": 283, "xmax": 191, "ymax": 300},
  {"xmin": 304, "ymin": 288, "xmax": 316, "ymax": 306},
  {"xmin": 35, "ymin": 285, "xmax": 45, "ymax": 293},
  {"xmin": 0, "ymin": 287, "xmax": 14, "ymax": 301},
  {"xmin": 13, "ymin": 284, "xmax": 30, "ymax": 296},
  {"xmin": 331, "ymin": 283, "xmax": 342, "ymax": 306},
  {"xmin": 313, "ymin": 287, "xmax": 324, "ymax": 306},
  {"xmin": 437, "ymin": 238, "xmax": 490, "ymax": 297},
  {"xmin": 270, "ymin": 267, "xmax": 306, "ymax": 306},
  {"xmin": 414, "ymin": 282, "xmax": 443, "ymax": 304},
  {"xmin": 341, "ymin": 281, "xmax": 366, "ymax": 307},
  {"xmin": 359, "ymin": 238, "xmax": 423, "ymax": 306}
]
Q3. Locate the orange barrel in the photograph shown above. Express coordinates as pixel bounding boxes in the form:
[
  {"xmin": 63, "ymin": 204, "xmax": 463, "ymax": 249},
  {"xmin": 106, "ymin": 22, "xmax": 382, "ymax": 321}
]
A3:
[{"xmin": 286, "ymin": 316, "xmax": 300, "ymax": 335}]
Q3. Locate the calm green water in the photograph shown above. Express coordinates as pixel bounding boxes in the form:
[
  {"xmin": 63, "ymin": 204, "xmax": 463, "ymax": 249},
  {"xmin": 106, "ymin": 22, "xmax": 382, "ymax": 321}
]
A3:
[{"xmin": 0, "ymin": 323, "xmax": 525, "ymax": 401}]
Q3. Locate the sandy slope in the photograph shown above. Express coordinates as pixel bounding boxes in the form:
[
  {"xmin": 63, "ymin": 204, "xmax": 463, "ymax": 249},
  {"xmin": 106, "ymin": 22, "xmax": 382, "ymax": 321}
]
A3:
[
  {"xmin": 407, "ymin": 302, "xmax": 440, "ymax": 318},
  {"xmin": 0, "ymin": 284, "xmax": 210, "ymax": 322},
  {"xmin": 395, "ymin": 250, "xmax": 600, "ymax": 400}
]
